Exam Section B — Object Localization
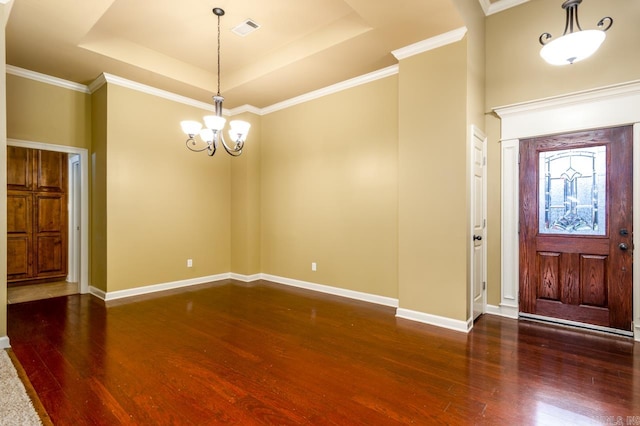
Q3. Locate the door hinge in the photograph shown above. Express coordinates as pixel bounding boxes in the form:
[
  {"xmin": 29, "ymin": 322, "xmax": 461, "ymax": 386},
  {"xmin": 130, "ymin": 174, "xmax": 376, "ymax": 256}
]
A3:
[
  {"xmin": 483, "ymin": 219, "xmax": 486, "ymax": 228},
  {"xmin": 483, "ymin": 281, "xmax": 486, "ymax": 290},
  {"xmin": 483, "ymin": 156, "xmax": 487, "ymax": 166}
]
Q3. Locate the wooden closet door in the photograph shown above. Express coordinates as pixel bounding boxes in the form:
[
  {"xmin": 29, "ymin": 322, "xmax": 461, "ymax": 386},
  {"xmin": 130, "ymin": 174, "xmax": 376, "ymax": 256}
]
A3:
[
  {"xmin": 36, "ymin": 149, "xmax": 66, "ymax": 192},
  {"xmin": 34, "ymin": 193, "xmax": 67, "ymax": 277},
  {"xmin": 6, "ymin": 146, "xmax": 68, "ymax": 284},
  {"xmin": 7, "ymin": 192, "xmax": 33, "ymax": 280},
  {"xmin": 34, "ymin": 149, "xmax": 68, "ymax": 278},
  {"xmin": 7, "ymin": 145, "xmax": 32, "ymax": 191}
]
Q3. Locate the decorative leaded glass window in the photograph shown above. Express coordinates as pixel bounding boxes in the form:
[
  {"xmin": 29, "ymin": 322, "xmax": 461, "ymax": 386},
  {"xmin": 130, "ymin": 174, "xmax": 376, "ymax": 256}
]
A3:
[{"xmin": 538, "ymin": 146, "xmax": 606, "ymax": 235}]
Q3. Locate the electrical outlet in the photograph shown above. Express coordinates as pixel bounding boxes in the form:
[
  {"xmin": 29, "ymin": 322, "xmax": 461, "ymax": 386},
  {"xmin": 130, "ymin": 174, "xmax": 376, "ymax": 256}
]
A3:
[
  {"xmin": 311, "ymin": 262, "xmax": 317, "ymax": 271},
  {"xmin": 187, "ymin": 259, "xmax": 193, "ymax": 268}
]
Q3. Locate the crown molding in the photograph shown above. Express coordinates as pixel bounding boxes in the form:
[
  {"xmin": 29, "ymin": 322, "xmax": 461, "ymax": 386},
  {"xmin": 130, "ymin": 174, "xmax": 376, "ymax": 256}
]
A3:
[
  {"xmin": 7, "ymin": 65, "xmax": 90, "ymax": 94},
  {"xmin": 392, "ymin": 27, "xmax": 467, "ymax": 60},
  {"xmin": 87, "ymin": 73, "xmax": 107, "ymax": 93},
  {"xmin": 478, "ymin": 0, "xmax": 491, "ymax": 15},
  {"xmin": 260, "ymin": 65, "xmax": 398, "ymax": 116},
  {"xmin": 484, "ymin": 0, "xmax": 530, "ymax": 16},
  {"xmin": 228, "ymin": 104, "xmax": 263, "ymax": 116},
  {"xmin": 95, "ymin": 73, "xmax": 217, "ymax": 113}
]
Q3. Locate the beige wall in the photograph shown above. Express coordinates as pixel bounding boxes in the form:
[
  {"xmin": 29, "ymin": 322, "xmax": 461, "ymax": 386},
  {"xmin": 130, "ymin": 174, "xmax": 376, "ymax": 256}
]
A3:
[
  {"xmin": 452, "ymin": 0, "xmax": 486, "ymax": 130},
  {"xmin": 230, "ymin": 112, "xmax": 261, "ymax": 276},
  {"xmin": 261, "ymin": 77, "xmax": 399, "ymax": 298},
  {"xmin": 398, "ymin": 40, "xmax": 468, "ymax": 320},
  {"xmin": 6, "ymin": 74, "xmax": 91, "ymax": 149},
  {"xmin": 1, "ymin": 2, "xmax": 10, "ymax": 342},
  {"xmin": 453, "ymin": 0, "xmax": 486, "ymax": 318},
  {"xmin": 101, "ymin": 84, "xmax": 232, "ymax": 292},
  {"xmin": 484, "ymin": 0, "xmax": 640, "ymax": 305},
  {"xmin": 91, "ymin": 85, "xmax": 107, "ymax": 292}
]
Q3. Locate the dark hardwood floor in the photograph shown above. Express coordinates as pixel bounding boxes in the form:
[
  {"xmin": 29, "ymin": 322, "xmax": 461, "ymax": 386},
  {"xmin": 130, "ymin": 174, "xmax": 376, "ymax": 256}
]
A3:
[{"xmin": 7, "ymin": 279, "xmax": 640, "ymax": 425}]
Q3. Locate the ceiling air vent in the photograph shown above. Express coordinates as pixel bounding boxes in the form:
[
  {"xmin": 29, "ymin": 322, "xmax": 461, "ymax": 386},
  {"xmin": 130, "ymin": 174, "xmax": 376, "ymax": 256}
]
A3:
[{"xmin": 231, "ymin": 19, "xmax": 260, "ymax": 36}]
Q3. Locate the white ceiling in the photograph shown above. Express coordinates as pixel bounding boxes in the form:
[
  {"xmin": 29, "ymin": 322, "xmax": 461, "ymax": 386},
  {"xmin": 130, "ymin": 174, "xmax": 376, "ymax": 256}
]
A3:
[{"xmin": 5, "ymin": 0, "xmax": 525, "ymax": 109}]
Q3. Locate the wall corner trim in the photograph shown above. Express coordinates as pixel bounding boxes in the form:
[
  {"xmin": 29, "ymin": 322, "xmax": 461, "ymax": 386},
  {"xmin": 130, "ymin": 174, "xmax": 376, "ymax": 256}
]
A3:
[
  {"xmin": 485, "ymin": 304, "xmax": 519, "ymax": 319},
  {"xmin": 484, "ymin": 0, "xmax": 530, "ymax": 16},
  {"xmin": 228, "ymin": 105, "xmax": 263, "ymax": 116},
  {"xmin": 89, "ymin": 286, "xmax": 107, "ymax": 300},
  {"xmin": 0, "ymin": 336, "xmax": 10, "ymax": 349},
  {"xmin": 230, "ymin": 273, "xmax": 262, "ymax": 282},
  {"xmin": 395, "ymin": 308, "xmax": 471, "ymax": 333},
  {"xmin": 391, "ymin": 27, "xmax": 467, "ymax": 60}
]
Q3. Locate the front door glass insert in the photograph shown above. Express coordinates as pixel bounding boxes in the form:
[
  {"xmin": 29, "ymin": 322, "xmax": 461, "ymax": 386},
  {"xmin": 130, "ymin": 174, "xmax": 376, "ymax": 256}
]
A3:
[{"xmin": 539, "ymin": 146, "xmax": 606, "ymax": 235}]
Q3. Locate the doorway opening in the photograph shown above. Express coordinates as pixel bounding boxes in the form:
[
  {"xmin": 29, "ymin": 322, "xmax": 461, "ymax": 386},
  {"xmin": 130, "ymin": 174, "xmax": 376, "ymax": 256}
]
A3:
[{"xmin": 6, "ymin": 139, "xmax": 89, "ymax": 303}]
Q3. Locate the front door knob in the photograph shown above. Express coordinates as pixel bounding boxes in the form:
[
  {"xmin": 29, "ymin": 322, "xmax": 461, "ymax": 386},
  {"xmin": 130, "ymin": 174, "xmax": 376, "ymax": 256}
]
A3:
[{"xmin": 619, "ymin": 242, "xmax": 629, "ymax": 251}]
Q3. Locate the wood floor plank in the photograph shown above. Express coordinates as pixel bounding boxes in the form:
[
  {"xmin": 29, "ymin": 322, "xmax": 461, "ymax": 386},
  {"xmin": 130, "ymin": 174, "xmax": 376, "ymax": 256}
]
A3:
[{"xmin": 7, "ymin": 279, "xmax": 640, "ymax": 425}]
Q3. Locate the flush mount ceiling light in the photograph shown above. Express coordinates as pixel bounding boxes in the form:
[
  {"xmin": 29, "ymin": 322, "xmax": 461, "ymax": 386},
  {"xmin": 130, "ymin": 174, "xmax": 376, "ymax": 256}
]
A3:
[
  {"xmin": 539, "ymin": 0, "xmax": 613, "ymax": 66},
  {"xmin": 180, "ymin": 7, "xmax": 251, "ymax": 157}
]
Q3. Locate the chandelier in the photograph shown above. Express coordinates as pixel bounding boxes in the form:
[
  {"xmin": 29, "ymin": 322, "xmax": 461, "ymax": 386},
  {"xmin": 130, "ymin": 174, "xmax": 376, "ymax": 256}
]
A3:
[
  {"xmin": 180, "ymin": 8, "xmax": 251, "ymax": 157},
  {"xmin": 538, "ymin": 0, "xmax": 613, "ymax": 66}
]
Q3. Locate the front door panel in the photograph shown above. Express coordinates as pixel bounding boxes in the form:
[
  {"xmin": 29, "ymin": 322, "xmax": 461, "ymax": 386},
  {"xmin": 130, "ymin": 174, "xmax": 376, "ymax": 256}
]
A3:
[{"xmin": 519, "ymin": 126, "xmax": 633, "ymax": 331}]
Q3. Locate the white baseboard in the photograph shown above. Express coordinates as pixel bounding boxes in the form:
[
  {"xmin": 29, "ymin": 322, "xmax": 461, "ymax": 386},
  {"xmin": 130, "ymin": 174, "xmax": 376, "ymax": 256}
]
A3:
[
  {"xmin": 229, "ymin": 273, "xmax": 261, "ymax": 283},
  {"xmin": 0, "ymin": 336, "xmax": 10, "ymax": 349},
  {"xmin": 635, "ymin": 323, "xmax": 640, "ymax": 342},
  {"xmin": 89, "ymin": 286, "xmax": 106, "ymax": 300},
  {"xmin": 261, "ymin": 274, "xmax": 399, "ymax": 308},
  {"xmin": 486, "ymin": 303, "xmax": 519, "ymax": 319},
  {"xmin": 91, "ymin": 273, "xmax": 232, "ymax": 301},
  {"xmin": 84, "ymin": 272, "xmax": 482, "ymax": 336},
  {"xmin": 396, "ymin": 308, "xmax": 471, "ymax": 333}
]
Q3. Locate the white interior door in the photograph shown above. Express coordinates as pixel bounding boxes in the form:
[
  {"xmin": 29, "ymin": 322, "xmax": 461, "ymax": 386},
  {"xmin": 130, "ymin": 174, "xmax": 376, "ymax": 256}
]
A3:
[
  {"xmin": 67, "ymin": 156, "xmax": 81, "ymax": 283},
  {"xmin": 471, "ymin": 126, "xmax": 487, "ymax": 320}
]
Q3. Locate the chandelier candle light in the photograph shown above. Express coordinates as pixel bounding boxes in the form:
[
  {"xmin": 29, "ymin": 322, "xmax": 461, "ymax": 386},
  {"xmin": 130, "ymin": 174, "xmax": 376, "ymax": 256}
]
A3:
[
  {"xmin": 539, "ymin": 0, "xmax": 613, "ymax": 66},
  {"xmin": 181, "ymin": 7, "xmax": 250, "ymax": 157}
]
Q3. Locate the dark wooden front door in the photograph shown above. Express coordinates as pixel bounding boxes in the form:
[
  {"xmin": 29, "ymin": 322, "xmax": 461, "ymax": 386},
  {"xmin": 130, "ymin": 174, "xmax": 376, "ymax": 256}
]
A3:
[{"xmin": 519, "ymin": 126, "xmax": 633, "ymax": 332}]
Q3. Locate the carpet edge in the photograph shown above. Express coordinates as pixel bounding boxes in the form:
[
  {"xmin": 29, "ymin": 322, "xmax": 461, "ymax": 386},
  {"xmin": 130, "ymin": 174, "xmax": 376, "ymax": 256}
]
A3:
[{"xmin": 6, "ymin": 349, "xmax": 53, "ymax": 426}]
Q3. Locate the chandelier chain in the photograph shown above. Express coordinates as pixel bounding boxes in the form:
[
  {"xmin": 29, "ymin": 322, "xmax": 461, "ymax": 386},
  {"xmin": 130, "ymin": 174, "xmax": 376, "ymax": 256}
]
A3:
[{"xmin": 217, "ymin": 12, "xmax": 221, "ymax": 96}]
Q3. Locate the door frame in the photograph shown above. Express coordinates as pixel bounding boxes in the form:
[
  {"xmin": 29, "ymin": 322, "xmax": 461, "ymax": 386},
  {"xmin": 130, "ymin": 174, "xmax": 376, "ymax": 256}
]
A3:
[
  {"xmin": 7, "ymin": 139, "xmax": 89, "ymax": 294},
  {"xmin": 495, "ymin": 81, "xmax": 640, "ymax": 341},
  {"xmin": 469, "ymin": 125, "xmax": 487, "ymax": 322}
]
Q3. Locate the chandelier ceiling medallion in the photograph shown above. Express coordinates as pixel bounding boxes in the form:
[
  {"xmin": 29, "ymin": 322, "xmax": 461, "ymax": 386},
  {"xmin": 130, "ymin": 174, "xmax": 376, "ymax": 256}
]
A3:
[
  {"xmin": 539, "ymin": 0, "xmax": 613, "ymax": 66},
  {"xmin": 180, "ymin": 8, "xmax": 251, "ymax": 157}
]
